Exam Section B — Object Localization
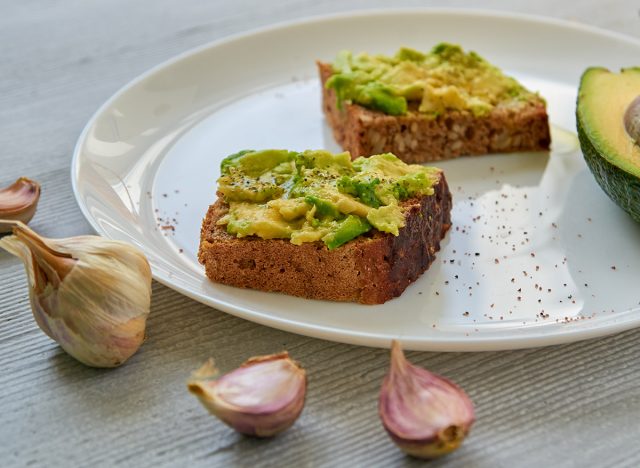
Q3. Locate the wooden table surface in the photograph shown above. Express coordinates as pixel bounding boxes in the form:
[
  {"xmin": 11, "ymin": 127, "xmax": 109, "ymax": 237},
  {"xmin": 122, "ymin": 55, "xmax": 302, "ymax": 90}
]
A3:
[{"xmin": 2, "ymin": 1, "xmax": 639, "ymax": 467}]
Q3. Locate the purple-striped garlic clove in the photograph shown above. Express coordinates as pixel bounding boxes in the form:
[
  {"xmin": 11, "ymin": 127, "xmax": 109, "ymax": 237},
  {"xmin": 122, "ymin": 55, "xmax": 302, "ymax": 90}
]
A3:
[
  {"xmin": 379, "ymin": 340, "xmax": 475, "ymax": 459},
  {"xmin": 188, "ymin": 352, "xmax": 307, "ymax": 437},
  {"xmin": 0, "ymin": 177, "xmax": 40, "ymax": 233}
]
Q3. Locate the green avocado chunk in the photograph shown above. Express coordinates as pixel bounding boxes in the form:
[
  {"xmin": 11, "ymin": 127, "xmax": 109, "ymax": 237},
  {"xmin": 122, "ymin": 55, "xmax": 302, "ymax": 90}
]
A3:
[
  {"xmin": 323, "ymin": 215, "xmax": 372, "ymax": 250},
  {"xmin": 305, "ymin": 195, "xmax": 341, "ymax": 218},
  {"xmin": 215, "ymin": 149, "xmax": 441, "ymax": 248},
  {"xmin": 337, "ymin": 175, "xmax": 381, "ymax": 207},
  {"xmin": 325, "ymin": 43, "xmax": 541, "ymax": 117},
  {"xmin": 576, "ymin": 67, "xmax": 640, "ymax": 222}
]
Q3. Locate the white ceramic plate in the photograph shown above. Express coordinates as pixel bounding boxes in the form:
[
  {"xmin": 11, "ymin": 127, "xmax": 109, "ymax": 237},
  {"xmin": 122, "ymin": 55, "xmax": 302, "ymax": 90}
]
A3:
[{"xmin": 72, "ymin": 9, "xmax": 640, "ymax": 351}]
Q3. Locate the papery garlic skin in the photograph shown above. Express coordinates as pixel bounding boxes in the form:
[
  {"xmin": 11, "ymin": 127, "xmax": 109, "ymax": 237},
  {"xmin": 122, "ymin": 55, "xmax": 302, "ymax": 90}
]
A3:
[
  {"xmin": 188, "ymin": 352, "xmax": 307, "ymax": 437},
  {"xmin": 379, "ymin": 340, "xmax": 475, "ymax": 459},
  {"xmin": 0, "ymin": 177, "xmax": 40, "ymax": 233},
  {"xmin": 0, "ymin": 222, "xmax": 151, "ymax": 367}
]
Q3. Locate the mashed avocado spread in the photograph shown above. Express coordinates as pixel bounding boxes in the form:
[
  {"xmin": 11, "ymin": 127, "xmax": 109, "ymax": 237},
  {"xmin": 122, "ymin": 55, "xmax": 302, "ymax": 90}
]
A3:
[
  {"xmin": 326, "ymin": 43, "xmax": 538, "ymax": 116},
  {"xmin": 216, "ymin": 149, "xmax": 440, "ymax": 249}
]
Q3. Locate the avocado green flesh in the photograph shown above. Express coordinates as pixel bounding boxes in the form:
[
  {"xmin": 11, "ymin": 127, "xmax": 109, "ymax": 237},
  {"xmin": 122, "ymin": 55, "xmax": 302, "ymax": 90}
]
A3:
[
  {"xmin": 216, "ymin": 149, "xmax": 440, "ymax": 249},
  {"xmin": 325, "ymin": 43, "xmax": 541, "ymax": 117},
  {"xmin": 577, "ymin": 67, "xmax": 640, "ymax": 222},
  {"xmin": 323, "ymin": 216, "xmax": 372, "ymax": 250}
]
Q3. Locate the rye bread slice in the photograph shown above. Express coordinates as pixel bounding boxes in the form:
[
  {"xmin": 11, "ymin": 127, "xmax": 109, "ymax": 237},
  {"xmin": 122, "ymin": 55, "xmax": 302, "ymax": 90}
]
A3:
[
  {"xmin": 198, "ymin": 172, "xmax": 452, "ymax": 304},
  {"xmin": 318, "ymin": 62, "xmax": 551, "ymax": 163}
]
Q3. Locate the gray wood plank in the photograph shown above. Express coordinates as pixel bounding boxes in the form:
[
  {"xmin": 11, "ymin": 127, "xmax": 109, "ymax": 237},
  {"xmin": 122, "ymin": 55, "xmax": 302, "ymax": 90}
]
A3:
[{"xmin": 2, "ymin": 1, "xmax": 640, "ymax": 467}]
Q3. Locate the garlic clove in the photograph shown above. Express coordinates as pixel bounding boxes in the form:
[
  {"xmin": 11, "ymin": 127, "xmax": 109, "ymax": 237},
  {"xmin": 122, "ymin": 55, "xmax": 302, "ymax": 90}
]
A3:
[
  {"xmin": 0, "ymin": 222, "xmax": 152, "ymax": 367},
  {"xmin": 188, "ymin": 352, "xmax": 307, "ymax": 437},
  {"xmin": 379, "ymin": 340, "xmax": 475, "ymax": 459},
  {"xmin": 0, "ymin": 177, "xmax": 41, "ymax": 233}
]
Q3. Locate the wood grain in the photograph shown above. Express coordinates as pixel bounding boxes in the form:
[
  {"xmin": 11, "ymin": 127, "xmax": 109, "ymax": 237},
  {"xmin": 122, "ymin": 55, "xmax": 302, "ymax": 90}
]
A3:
[{"xmin": 2, "ymin": 1, "xmax": 640, "ymax": 467}]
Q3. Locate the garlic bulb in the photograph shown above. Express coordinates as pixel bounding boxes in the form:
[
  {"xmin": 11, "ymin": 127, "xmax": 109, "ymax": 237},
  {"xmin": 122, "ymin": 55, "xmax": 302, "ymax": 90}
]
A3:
[
  {"xmin": 188, "ymin": 352, "xmax": 307, "ymax": 437},
  {"xmin": 0, "ymin": 221, "xmax": 151, "ymax": 367},
  {"xmin": 379, "ymin": 340, "xmax": 475, "ymax": 459},
  {"xmin": 0, "ymin": 177, "xmax": 40, "ymax": 233}
]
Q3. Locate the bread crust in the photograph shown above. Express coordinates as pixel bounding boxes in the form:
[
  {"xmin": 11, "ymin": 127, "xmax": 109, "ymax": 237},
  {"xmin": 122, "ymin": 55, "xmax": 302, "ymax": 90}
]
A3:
[
  {"xmin": 318, "ymin": 62, "xmax": 551, "ymax": 163},
  {"xmin": 198, "ymin": 174, "xmax": 452, "ymax": 304}
]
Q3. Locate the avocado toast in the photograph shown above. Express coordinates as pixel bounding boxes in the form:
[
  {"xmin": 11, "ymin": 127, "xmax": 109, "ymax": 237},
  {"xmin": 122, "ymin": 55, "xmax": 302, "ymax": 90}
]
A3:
[
  {"xmin": 198, "ymin": 149, "xmax": 452, "ymax": 304},
  {"xmin": 318, "ymin": 43, "xmax": 551, "ymax": 163}
]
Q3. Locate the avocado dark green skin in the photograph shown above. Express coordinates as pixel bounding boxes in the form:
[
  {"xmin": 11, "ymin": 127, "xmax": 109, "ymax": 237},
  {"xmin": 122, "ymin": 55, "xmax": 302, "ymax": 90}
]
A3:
[{"xmin": 576, "ymin": 117, "xmax": 640, "ymax": 222}]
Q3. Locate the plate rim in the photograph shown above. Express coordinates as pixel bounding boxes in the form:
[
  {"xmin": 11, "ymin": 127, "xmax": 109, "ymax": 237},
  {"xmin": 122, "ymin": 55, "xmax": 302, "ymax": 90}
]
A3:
[{"xmin": 71, "ymin": 8, "xmax": 640, "ymax": 351}]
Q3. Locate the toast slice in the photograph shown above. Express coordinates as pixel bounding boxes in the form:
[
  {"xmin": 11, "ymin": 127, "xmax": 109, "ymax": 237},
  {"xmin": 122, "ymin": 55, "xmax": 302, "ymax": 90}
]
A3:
[
  {"xmin": 318, "ymin": 61, "xmax": 551, "ymax": 163},
  {"xmin": 198, "ymin": 172, "xmax": 452, "ymax": 305}
]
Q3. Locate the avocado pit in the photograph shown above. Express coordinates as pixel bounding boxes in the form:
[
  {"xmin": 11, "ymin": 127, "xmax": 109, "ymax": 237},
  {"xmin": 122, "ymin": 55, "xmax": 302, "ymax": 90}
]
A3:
[{"xmin": 624, "ymin": 95, "xmax": 640, "ymax": 145}]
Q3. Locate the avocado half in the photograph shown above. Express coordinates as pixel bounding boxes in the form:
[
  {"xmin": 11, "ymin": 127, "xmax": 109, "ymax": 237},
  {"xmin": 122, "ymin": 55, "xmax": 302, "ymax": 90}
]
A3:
[{"xmin": 576, "ymin": 67, "xmax": 640, "ymax": 222}]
